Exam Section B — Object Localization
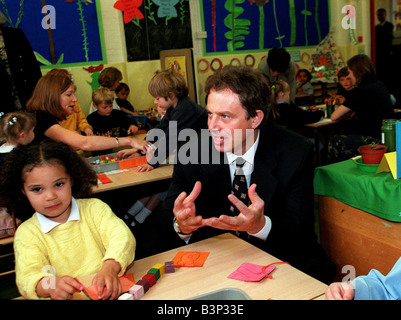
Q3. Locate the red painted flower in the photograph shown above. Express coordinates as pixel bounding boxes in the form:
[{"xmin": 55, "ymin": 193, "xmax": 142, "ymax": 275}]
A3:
[{"xmin": 114, "ymin": 0, "xmax": 144, "ymax": 24}]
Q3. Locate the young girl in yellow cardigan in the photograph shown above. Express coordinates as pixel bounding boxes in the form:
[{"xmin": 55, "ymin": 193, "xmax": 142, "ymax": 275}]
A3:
[{"xmin": 0, "ymin": 139, "xmax": 136, "ymax": 300}]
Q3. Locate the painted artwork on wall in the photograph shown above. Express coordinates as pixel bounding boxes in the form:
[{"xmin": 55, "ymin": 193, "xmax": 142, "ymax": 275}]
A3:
[
  {"xmin": 118, "ymin": 0, "xmax": 193, "ymax": 61},
  {"xmin": 0, "ymin": 0, "xmax": 106, "ymax": 67},
  {"xmin": 201, "ymin": 0, "xmax": 330, "ymax": 55}
]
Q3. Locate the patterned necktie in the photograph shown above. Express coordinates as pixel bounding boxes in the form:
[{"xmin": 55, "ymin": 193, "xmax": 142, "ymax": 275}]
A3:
[{"xmin": 230, "ymin": 157, "xmax": 250, "ymax": 215}]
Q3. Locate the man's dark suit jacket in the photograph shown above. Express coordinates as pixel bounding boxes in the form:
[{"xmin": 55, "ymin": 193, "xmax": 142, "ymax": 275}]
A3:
[
  {"xmin": 163, "ymin": 120, "xmax": 335, "ymax": 283},
  {"xmin": 0, "ymin": 26, "xmax": 42, "ymax": 113}
]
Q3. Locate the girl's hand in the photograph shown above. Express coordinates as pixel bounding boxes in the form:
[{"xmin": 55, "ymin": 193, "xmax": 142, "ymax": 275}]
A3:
[
  {"xmin": 92, "ymin": 259, "xmax": 121, "ymax": 300},
  {"xmin": 37, "ymin": 276, "xmax": 84, "ymax": 300},
  {"xmin": 128, "ymin": 125, "xmax": 139, "ymax": 135}
]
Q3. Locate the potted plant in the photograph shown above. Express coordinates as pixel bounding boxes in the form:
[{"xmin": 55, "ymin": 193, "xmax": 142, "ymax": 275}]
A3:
[{"xmin": 359, "ymin": 141, "xmax": 388, "ymax": 164}]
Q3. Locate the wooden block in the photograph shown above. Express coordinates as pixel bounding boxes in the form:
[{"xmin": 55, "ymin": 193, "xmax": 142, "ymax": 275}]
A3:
[
  {"xmin": 152, "ymin": 263, "xmax": 165, "ymax": 275},
  {"xmin": 136, "ymin": 279, "xmax": 150, "ymax": 293},
  {"xmin": 118, "ymin": 292, "xmax": 134, "ymax": 300},
  {"xmin": 148, "ymin": 268, "xmax": 160, "ymax": 280},
  {"xmin": 164, "ymin": 261, "xmax": 175, "ymax": 273},
  {"xmin": 142, "ymin": 273, "xmax": 156, "ymax": 287},
  {"xmin": 129, "ymin": 284, "xmax": 144, "ymax": 300}
]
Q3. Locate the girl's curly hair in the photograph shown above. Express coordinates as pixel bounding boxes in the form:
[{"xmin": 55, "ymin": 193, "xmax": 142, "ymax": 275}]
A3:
[{"xmin": 0, "ymin": 139, "xmax": 98, "ymax": 221}]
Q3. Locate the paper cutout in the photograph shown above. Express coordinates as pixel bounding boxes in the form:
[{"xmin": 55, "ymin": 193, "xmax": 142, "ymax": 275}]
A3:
[
  {"xmin": 377, "ymin": 152, "xmax": 397, "ymax": 179},
  {"xmin": 153, "ymin": 0, "xmax": 179, "ymax": 18},
  {"xmin": 114, "ymin": 0, "xmax": 144, "ymax": 24},
  {"xmin": 118, "ymin": 156, "xmax": 147, "ymax": 170},
  {"xmin": 97, "ymin": 174, "xmax": 112, "ymax": 184},
  {"xmin": 228, "ymin": 263, "xmax": 276, "ymax": 282},
  {"xmin": 78, "ymin": 274, "xmax": 135, "ymax": 300},
  {"xmin": 172, "ymin": 251, "xmax": 209, "ymax": 267}
]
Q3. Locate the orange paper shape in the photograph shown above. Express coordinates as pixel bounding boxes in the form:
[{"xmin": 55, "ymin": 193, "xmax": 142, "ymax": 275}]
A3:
[
  {"xmin": 82, "ymin": 274, "xmax": 135, "ymax": 300},
  {"xmin": 119, "ymin": 156, "xmax": 147, "ymax": 170},
  {"xmin": 172, "ymin": 251, "xmax": 209, "ymax": 267}
]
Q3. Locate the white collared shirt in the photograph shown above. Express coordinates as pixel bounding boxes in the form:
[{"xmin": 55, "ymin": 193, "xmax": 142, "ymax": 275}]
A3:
[
  {"xmin": 225, "ymin": 130, "xmax": 271, "ymax": 241},
  {"xmin": 36, "ymin": 197, "xmax": 80, "ymax": 233}
]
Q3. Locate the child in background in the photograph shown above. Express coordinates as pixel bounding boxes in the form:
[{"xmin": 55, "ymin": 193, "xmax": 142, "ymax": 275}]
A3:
[
  {"xmin": 87, "ymin": 87, "xmax": 139, "ymax": 156},
  {"xmin": 326, "ymin": 67, "xmax": 356, "ymax": 107},
  {"xmin": 47, "ymin": 69, "xmax": 94, "ymax": 136},
  {"xmin": 326, "ymin": 256, "xmax": 401, "ymax": 300},
  {"xmin": 0, "ymin": 111, "xmax": 36, "ymax": 163},
  {"xmin": 270, "ymin": 80, "xmax": 324, "ymax": 131},
  {"xmin": 296, "ymin": 69, "xmax": 314, "ymax": 97},
  {"xmin": 0, "ymin": 140, "xmax": 136, "ymax": 300},
  {"xmin": 115, "ymin": 82, "xmax": 137, "ymax": 117},
  {"xmin": 0, "ymin": 111, "xmax": 36, "ymax": 237},
  {"xmin": 118, "ymin": 69, "xmax": 208, "ymax": 228},
  {"xmin": 88, "ymin": 67, "xmax": 123, "ymax": 114}
]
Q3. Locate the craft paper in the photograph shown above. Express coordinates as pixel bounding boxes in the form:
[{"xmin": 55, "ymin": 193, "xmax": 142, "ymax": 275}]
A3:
[
  {"xmin": 79, "ymin": 274, "xmax": 135, "ymax": 300},
  {"xmin": 114, "ymin": 0, "xmax": 144, "ymax": 24},
  {"xmin": 172, "ymin": 251, "xmax": 209, "ymax": 267},
  {"xmin": 153, "ymin": 0, "xmax": 179, "ymax": 18},
  {"xmin": 97, "ymin": 174, "xmax": 112, "ymax": 184},
  {"xmin": 227, "ymin": 263, "xmax": 276, "ymax": 282},
  {"xmin": 377, "ymin": 152, "xmax": 397, "ymax": 179}
]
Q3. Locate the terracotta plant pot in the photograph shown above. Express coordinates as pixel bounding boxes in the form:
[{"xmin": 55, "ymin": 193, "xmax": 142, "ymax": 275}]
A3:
[{"xmin": 359, "ymin": 144, "xmax": 388, "ymax": 164}]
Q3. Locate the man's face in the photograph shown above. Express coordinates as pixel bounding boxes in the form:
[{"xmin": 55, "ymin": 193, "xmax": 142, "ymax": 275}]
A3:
[
  {"xmin": 206, "ymin": 88, "xmax": 263, "ymax": 155},
  {"xmin": 377, "ymin": 10, "xmax": 386, "ymax": 23}
]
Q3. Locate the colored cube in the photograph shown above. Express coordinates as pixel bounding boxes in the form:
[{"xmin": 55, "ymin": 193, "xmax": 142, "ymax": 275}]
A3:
[
  {"xmin": 164, "ymin": 261, "xmax": 175, "ymax": 273},
  {"xmin": 142, "ymin": 273, "xmax": 156, "ymax": 287},
  {"xmin": 118, "ymin": 293, "xmax": 134, "ymax": 300},
  {"xmin": 153, "ymin": 263, "xmax": 165, "ymax": 275},
  {"xmin": 136, "ymin": 279, "xmax": 150, "ymax": 293},
  {"xmin": 148, "ymin": 268, "xmax": 160, "ymax": 280},
  {"xmin": 129, "ymin": 284, "xmax": 144, "ymax": 300}
]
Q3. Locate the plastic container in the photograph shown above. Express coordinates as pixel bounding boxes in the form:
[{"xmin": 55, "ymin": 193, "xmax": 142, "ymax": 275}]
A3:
[
  {"xmin": 189, "ymin": 288, "xmax": 251, "ymax": 300},
  {"xmin": 354, "ymin": 157, "xmax": 379, "ymax": 173},
  {"xmin": 382, "ymin": 119, "xmax": 398, "ymax": 152}
]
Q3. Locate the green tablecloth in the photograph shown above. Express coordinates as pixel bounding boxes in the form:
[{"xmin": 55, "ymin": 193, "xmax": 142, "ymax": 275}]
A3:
[{"xmin": 314, "ymin": 159, "xmax": 401, "ymax": 222}]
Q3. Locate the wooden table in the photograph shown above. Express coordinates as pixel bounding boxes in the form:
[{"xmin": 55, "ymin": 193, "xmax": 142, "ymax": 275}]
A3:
[
  {"xmin": 93, "ymin": 164, "xmax": 173, "ymax": 193},
  {"xmin": 319, "ymin": 196, "xmax": 401, "ymax": 282},
  {"xmin": 75, "ymin": 233, "xmax": 327, "ymax": 300}
]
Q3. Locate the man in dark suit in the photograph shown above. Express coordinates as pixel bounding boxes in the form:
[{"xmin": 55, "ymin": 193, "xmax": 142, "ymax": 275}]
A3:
[
  {"xmin": 0, "ymin": 25, "xmax": 42, "ymax": 113},
  {"xmin": 163, "ymin": 65, "xmax": 336, "ymax": 284}
]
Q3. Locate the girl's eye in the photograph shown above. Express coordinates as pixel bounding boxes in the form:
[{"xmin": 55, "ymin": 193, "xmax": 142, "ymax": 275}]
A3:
[
  {"xmin": 55, "ymin": 182, "xmax": 65, "ymax": 188},
  {"xmin": 32, "ymin": 187, "xmax": 42, "ymax": 193}
]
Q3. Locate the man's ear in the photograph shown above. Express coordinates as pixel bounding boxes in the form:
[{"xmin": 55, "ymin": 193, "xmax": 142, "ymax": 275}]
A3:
[{"xmin": 251, "ymin": 110, "xmax": 264, "ymax": 129}]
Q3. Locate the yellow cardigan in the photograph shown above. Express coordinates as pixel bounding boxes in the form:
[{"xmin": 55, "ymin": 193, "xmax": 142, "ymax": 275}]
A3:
[
  {"xmin": 58, "ymin": 102, "xmax": 93, "ymax": 134},
  {"xmin": 13, "ymin": 198, "xmax": 136, "ymax": 299}
]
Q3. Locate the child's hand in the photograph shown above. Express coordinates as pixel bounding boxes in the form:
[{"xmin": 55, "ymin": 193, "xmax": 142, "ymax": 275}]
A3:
[
  {"xmin": 325, "ymin": 282, "xmax": 355, "ymax": 300},
  {"xmin": 135, "ymin": 163, "xmax": 154, "ymax": 172},
  {"xmin": 92, "ymin": 259, "xmax": 121, "ymax": 300},
  {"xmin": 85, "ymin": 128, "xmax": 94, "ymax": 136},
  {"xmin": 129, "ymin": 125, "xmax": 139, "ymax": 135},
  {"xmin": 37, "ymin": 275, "xmax": 84, "ymax": 300}
]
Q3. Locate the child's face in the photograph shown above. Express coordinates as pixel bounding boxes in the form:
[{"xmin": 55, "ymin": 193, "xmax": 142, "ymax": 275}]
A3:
[
  {"xmin": 339, "ymin": 75, "xmax": 354, "ymax": 90},
  {"xmin": 297, "ymin": 72, "xmax": 309, "ymax": 85},
  {"xmin": 153, "ymin": 95, "xmax": 174, "ymax": 109},
  {"xmin": 60, "ymin": 85, "xmax": 77, "ymax": 117},
  {"xmin": 116, "ymin": 88, "xmax": 129, "ymax": 101},
  {"xmin": 95, "ymin": 101, "xmax": 113, "ymax": 116},
  {"xmin": 19, "ymin": 127, "xmax": 35, "ymax": 145},
  {"xmin": 22, "ymin": 163, "xmax": 72, "ymax": 224}
]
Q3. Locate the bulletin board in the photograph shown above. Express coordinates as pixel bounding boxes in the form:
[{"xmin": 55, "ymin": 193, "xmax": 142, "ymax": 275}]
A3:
[
  {"xmin": 200, "ymin": 0, "xmax": 330, "ymax": 55},
  {"xmin": 160, "ymin": 48, "xmax": 196, "ymax": 102},
  {"xmin": 0, "ymin": 0, "xmax": 106, "ymax": 68},
  {"xmin": 120, "ymin": 0, "xmax": 193, "ymax": 61}
]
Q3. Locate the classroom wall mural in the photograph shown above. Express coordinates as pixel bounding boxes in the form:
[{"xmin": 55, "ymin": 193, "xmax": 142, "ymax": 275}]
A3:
[
  {"xmin": 0, "ymin": 0, "xmax": 105, "ymax": 67},
  {"xmin": 119, "ymin": 0, "xmax": 193, "ymax": 61},
  {"xmin": 201, "ymin": 0, "xmax": 330, "ymax": 55}
]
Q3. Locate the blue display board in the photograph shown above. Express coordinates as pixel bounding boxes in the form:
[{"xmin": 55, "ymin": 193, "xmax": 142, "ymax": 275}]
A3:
[
  {"xmin": 201, "ymin": 0, "xmax": 330, "ymax": 54},
  {"xmin": 0, "ymin": 0, "xmax": 106, "ymax": 67}
]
